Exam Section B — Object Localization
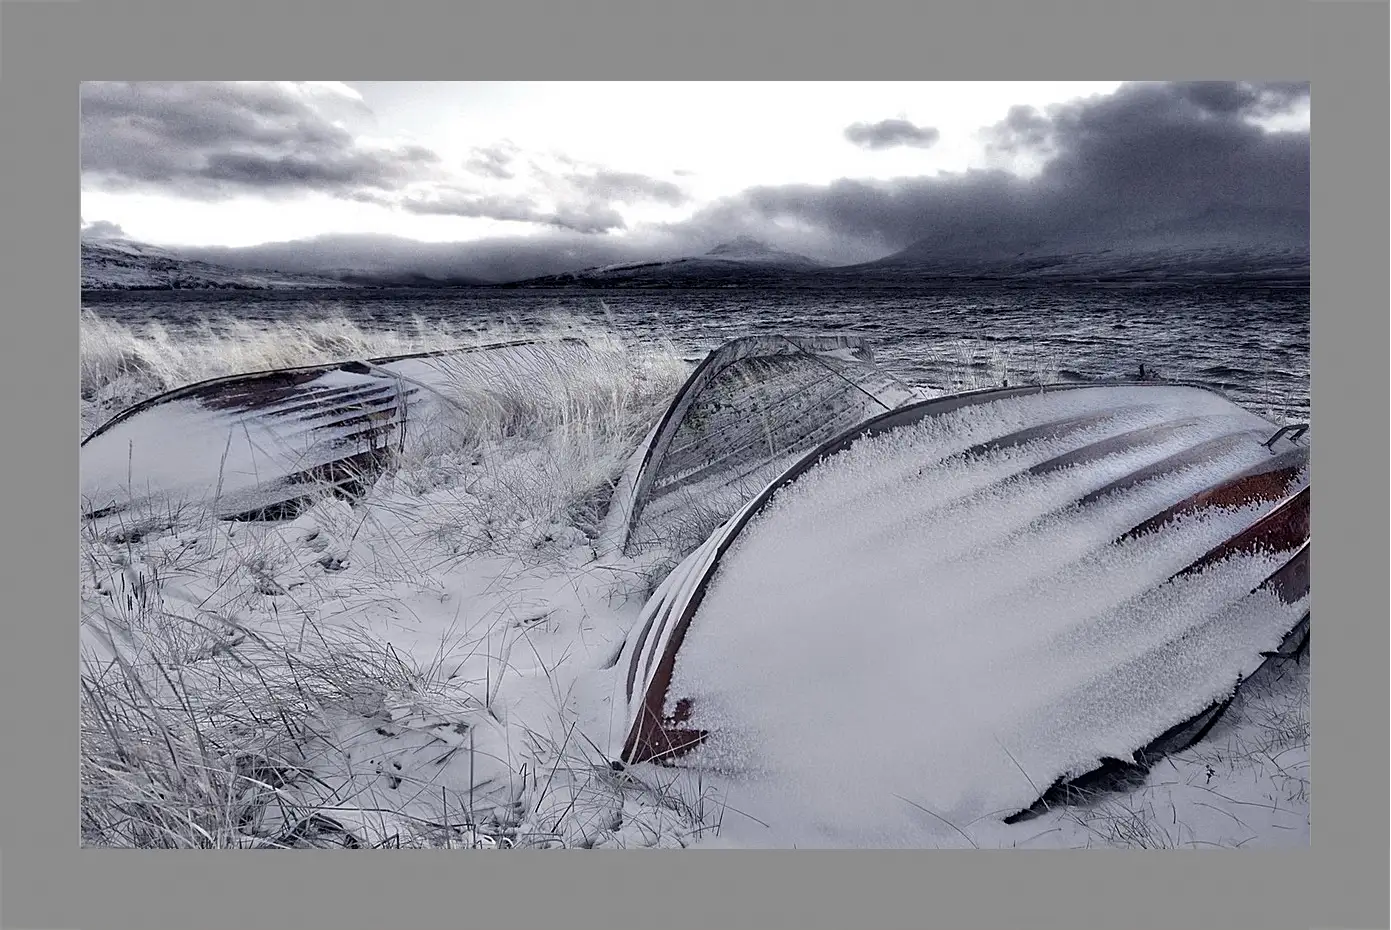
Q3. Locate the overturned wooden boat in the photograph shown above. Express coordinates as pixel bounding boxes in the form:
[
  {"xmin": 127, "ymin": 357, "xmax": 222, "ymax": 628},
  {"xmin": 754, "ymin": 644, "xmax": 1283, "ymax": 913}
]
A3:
[
  {"xmin": 599, "ymin": 333, "xmax": 919, "ymax": 559},
  {"xmin": 80, "ymin": 338, "xmax": 592, "ymax": 523},
  {"xmin": 608, "ymin": 382, "xmax": 1309, "ymax": 836}
]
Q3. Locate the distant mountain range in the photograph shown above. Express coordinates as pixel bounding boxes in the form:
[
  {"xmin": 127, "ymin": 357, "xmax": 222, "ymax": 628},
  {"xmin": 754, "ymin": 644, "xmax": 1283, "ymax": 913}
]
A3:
[
  {"xmin": 81, "ymin": 238, "xmax": 347, "ymax": 290},
  {"xmin": 81, "ymin": 227, "xmax": 1308, "ymax": 292},
  {"xmin": 828, "ymin": 245, "xmax": 1309, "ymax": 288},
  {"xmin": 503, "ymin": 236, "xmax": 825, "ymax": 288},
  {"xmin": 80, "ymin": 237, "xmax": 491, "ymax": 291},
  {"xmin": 506, "ymin": 231, "xmax": 1307, "ymax": 289},
  {"xmin": 824, "ymin": 207, "xmax": 1310, "ymax": 287}
]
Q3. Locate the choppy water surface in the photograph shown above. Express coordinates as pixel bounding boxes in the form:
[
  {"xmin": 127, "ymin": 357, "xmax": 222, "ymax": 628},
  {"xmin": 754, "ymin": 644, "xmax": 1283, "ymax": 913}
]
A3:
[{"xmin": 82, "ymin": 285, "xmax": 1310, "ymax": 424}]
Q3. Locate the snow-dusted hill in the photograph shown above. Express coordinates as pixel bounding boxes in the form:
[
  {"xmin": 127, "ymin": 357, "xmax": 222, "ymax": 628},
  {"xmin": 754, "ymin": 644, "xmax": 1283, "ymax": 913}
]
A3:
[
  {"xmin": 836, "ymin": 245, "xmax": 1310, "ymax": 286},
  {"xmin": 836, "ymin": 215, "xmax": 1310, "ymax": 286},
  {"xmin": 82, "ymin": 228, "xmax": 1309, "ymax": 292},
  {"xmin": 506, "ymin": 237, "xmax": 825, "ymax": 288},
  {"xmin": 701, "ymin": 235, "xmax": 824, "ymax": 267},
  {"xmin": 506, "ymin": 233, "xmax": 1307, "ymax": 289},
  {"xmin": 81, "ymin": 238, "xmax": 347, "ymax": 291}
]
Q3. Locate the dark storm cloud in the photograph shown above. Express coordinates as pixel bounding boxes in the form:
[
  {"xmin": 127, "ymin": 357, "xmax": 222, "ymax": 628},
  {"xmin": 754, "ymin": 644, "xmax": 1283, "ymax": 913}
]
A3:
[
  {"xmin": 81, "ymin": 219, "xmax": 126, "ymax": 239},
  {"xmin": 844, "ymin": 118, "xmax": 941, "ymax": 151},
  {"xmin": 81, "ymin": 81, "xmax": 442, "ymax": 200},
  {"xmin": 984, "ymin": 105, "xmax": 1054, "ymax": 155},
  {"xmin": 692, "ymin": 81, "xmax": 1308, "ymax": 260},
  {"xmin": 986, "ymin": 81, "xmax": 1310, "ymax": 161},
  {"xmin": 1176, "ymin": 80, "xmax": 1309, "ymax": 118}
]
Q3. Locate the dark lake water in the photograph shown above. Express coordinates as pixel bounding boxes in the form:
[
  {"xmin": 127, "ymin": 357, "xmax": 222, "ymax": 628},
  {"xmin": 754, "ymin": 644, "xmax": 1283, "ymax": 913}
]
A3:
[{"xmin": 81, "ymin": 285, "xmax": 1310, "ymax": 425}]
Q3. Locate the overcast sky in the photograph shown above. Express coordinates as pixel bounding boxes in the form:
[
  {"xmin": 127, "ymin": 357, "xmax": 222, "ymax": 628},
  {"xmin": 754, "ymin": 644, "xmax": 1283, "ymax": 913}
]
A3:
[{"xmin": 80, "ymin": 80, "xmax": 1309, "ymax": 275}]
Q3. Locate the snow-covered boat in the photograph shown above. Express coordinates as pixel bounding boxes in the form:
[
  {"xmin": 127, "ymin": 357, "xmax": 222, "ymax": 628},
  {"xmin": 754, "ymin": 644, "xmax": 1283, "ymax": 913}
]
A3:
[
  {"xmin": 80, "ymin": 338, "xmax": 592, "ymax": 522},
  {"xmin": 599, "ymin": 333, "xmax": 919, "ymax": 559},
  {"xmin": 610, "ymin": 381, "xmax": 1309, "ymax": 828}
]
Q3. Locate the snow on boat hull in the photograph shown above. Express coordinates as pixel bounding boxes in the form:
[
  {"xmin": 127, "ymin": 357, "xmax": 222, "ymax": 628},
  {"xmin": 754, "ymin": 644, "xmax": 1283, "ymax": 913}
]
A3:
[
  {"xmin": 610, "ymin": 383, "xmax": 1309, "ymax": 835},
  {"xmin": 80, "ymin": 339, "xmax": 589, "ymax": 523},
  {"xmin": 599, "ymin": 333, "xmax": 919, "ymax": 559}
]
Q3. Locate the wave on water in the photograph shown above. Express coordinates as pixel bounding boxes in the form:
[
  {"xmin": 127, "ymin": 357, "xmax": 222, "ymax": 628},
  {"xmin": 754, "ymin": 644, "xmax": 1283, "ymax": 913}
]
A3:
[{"xmin": 80, "ymin": 285, "xmax": 1310, "ymax": 433}]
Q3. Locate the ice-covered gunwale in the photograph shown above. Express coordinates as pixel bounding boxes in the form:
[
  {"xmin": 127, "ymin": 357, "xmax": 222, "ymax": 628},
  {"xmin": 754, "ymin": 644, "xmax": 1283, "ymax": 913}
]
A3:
[
  {"xmin": 611, "ymin": 381, "xmax": 1309, "ymax": 823},
  {"xmin": 598, "ymin": 333, "xmax": 919, "ymax": 560}
]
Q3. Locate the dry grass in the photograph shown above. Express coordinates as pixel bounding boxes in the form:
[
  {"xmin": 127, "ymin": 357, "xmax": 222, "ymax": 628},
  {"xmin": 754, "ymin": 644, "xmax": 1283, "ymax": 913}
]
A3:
[
  {"xmin": 79, "ymin": 317, "xmax": 699, "ymax": 848},
  {"xmin": 79, "ymin": 519, "xmax": 721, "ymax": 849}
]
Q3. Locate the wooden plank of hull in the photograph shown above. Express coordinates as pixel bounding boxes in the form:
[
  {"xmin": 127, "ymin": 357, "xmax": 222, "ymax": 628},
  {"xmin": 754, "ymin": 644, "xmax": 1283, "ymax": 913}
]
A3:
[
  {"xmin": 1168, "ymin": 486, "xmax": 1310, "ymax": 583},
  {"xmin": 1118, "ymin": 446, "xmax": 1310, "ymax": 544}
]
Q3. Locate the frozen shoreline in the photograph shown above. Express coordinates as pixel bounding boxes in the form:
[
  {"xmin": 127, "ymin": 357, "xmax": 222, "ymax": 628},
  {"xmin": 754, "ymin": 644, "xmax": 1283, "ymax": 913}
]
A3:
[{"xmin": 78, "ymin": 318, "xmax": 1310, "ymax": 850}]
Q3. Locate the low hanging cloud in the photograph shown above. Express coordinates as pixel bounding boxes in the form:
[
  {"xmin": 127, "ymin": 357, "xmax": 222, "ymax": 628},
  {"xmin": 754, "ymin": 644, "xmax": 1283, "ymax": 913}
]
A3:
[
  {"xmin": 844, "ymin": 118, "xmax": 941, "ymax": 151},
  {"xmin": 81, "ymin": 218, "xmax": 127, "ymax": 239},
  {"xmin": 401, "ymin": 187, "xmax": 628, "ymax": 234},
  {"xmin": 402, "ymin": 191, "xmax": 549, "ymax": 223},
  {"xmin": 185, "ymin": 229, "xmax": 682, "ymax": 283},
  {"xmin": 81, "ymin": 81, "xmax": 442, "ymax": 201},
  {"xmin": 564, "ymin": 169, "xmax": 688, "ymax": 206}
]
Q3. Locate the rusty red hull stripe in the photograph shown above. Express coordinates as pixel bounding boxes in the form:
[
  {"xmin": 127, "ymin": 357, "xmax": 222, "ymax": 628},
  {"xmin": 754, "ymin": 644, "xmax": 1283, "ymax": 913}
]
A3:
[
  {"xmin": 1169, "ymin": 486, "xmax": 1310, "ymax": 584},
  {"xmin": 1116, "ymin": 446, "xmax": 1308, "ymax": 544},
  {"xmin": 1076, "ymin": 430, "xmax": 1264, "ymax": 506}
]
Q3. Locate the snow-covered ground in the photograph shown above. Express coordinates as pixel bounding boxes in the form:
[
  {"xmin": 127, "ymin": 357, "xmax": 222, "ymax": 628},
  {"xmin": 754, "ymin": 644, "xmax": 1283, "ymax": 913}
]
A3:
[{"xmin": 78, "ymin": 317, "xmax": 1309, "ymax": 849}]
